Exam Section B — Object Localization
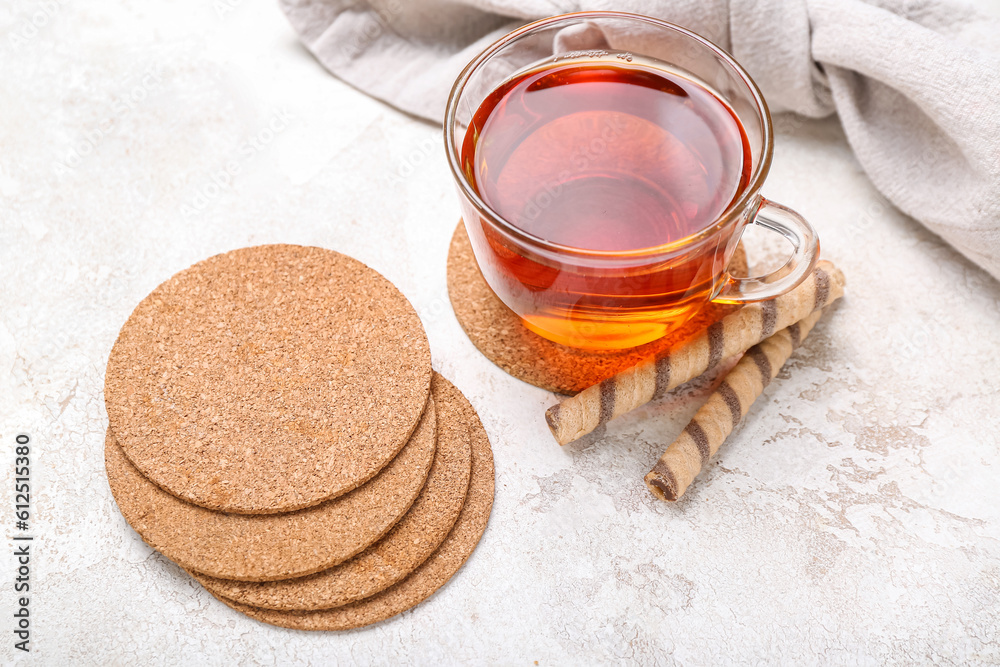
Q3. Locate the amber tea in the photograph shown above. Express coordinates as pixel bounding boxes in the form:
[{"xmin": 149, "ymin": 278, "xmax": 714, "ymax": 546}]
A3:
[
  {"xmin": 460, "ymin": 56, "xmax": 752, "ymax": 348},
  {"xmin": 449, "ymin": 15, "xmax": 821, "ymax": 351}
]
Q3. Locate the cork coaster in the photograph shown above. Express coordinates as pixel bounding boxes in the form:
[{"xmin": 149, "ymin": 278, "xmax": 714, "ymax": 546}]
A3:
[
  {"xmin": 192, "ymin": 373, "xmax": 473, "ymax": 611},
  {"xmin": 105, "ymin": 244, "xmax": 432, "ymax": 514},
  {"xmin": 105, "ymin": 399, "xmax": 436, "ymax": 582},
  {"xmin": 446, "ymin": 223, "xmax": 747, "ymax": 395},
  {"xmin": 208, "ymin": 374, "xmax": 494, "ymax": 630}
]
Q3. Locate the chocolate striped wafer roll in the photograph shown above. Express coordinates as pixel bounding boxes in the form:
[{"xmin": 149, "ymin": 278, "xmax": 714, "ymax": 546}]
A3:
[
  {"xmin": 545, "ymin": 261, "xmax": 844, "ymax": 446},
  {"xmin": 644, "ymin": 308, "xmax": 826, "ymax": 502}
]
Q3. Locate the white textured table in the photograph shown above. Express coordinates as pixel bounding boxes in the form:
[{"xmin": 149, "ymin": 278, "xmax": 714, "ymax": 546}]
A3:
[{"xmin": 2, "ymin": 1, "xmax": 999, "ymax": 664}]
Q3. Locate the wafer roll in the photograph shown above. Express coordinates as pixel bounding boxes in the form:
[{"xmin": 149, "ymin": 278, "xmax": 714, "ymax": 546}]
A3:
[
  {"xmin": 545, "ymin": 261, "xmax": 844, "ymax": 445},
  {"xmin": 644, "ymin": 308, "xmax": 825, "ymax": 502}
]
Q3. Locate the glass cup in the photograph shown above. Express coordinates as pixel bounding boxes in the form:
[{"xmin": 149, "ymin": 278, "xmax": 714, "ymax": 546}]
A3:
[{"xmin": 445, "ymin": 11, "xmax": 819, "ymax": 350}]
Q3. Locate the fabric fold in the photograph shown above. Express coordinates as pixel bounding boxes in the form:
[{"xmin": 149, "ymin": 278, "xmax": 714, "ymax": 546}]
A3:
[{"xmin": 280, "ymin": 0, "xmax": 1000, "ymax": 280}]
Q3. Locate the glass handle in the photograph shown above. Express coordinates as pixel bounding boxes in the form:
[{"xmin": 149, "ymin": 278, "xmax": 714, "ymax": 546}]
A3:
[{"xmin": 714, "ymin": 198, "xmax": 820, "ymax": 304}]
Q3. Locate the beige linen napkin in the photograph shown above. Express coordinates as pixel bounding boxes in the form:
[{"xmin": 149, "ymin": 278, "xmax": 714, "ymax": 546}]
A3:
[{"xmin": 280, "ymin": 0, "xmax": 1000, "ymax": 280}]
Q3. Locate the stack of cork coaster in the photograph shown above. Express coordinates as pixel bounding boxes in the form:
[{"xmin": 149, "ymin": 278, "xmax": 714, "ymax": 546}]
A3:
[{"xmin": 104, "ymin": 244, "xmax": 494, "ymax": 630}]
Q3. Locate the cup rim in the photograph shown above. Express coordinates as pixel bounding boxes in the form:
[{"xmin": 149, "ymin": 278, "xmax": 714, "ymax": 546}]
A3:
[{"xmin": 443, "ymin": 10, "xmax": 774, "ymax": 259}]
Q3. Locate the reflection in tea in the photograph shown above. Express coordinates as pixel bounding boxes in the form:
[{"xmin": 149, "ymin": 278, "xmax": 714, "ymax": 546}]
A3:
[{"xmin": 461, "ymin": 56, "xmax": 752, "ymax": 348}]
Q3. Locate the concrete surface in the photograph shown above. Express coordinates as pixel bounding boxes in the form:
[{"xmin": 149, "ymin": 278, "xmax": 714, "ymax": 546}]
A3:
[{"xmin": 1, "ymin": 0, "xmax": 998, "ymax": 664}]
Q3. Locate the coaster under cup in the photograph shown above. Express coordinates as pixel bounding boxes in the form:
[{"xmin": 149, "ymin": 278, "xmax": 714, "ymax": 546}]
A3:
[{"xmin": 446, "ymin": 222, "xmax": 748, "ymax": 395}]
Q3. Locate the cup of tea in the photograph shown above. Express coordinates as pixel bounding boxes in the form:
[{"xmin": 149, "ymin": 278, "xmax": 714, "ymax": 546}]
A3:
[{"xmin": 445, "ymin": 11, "xmax": 819, "ymax": 350}]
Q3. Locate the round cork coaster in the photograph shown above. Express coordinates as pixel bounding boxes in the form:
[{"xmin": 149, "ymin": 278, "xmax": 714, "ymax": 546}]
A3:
[
  {"xmin": 105, "ymin": 244, "xmax": 432, "ymax": 514},
  {"xmin": 447, "ymin": 222, "xmax": 747, "ymax": 395},
  {"xmin": 193, "ymin": 372, "xmax": 473, "ymax": 611},
  {"xmin": 207, "ymin": 374, "xmax": 494, "ymax": 630},
  {"xmin": 105, "ymin": 399, "xmax": 436, "ymax": 582}
]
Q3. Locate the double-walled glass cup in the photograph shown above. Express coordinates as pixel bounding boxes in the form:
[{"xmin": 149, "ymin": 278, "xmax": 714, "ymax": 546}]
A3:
[{"xmin": 445, "ymin": 12, "xmax": 818, "ymax": 350}]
